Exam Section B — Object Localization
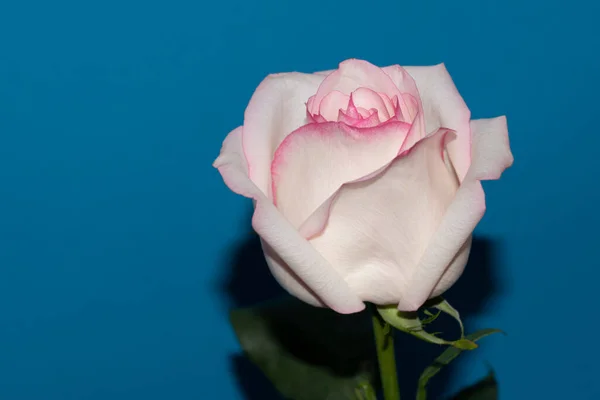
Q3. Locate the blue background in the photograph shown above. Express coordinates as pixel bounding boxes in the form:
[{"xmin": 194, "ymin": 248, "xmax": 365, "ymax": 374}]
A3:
[{"xmin": 1, "ymin": 0, "xmax": 598, "ymax": 398}]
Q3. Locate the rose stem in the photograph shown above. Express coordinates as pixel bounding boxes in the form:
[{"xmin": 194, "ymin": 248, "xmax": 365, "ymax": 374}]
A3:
[{"xmin": 371, "ymin": 305, "xmax": 401, "ymax": 400}]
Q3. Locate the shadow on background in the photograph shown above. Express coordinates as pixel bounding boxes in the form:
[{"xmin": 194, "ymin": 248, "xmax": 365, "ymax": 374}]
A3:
[
  {"xmin": 222, "ymin": 228, "xmax": 499, "ymax": 399},
  {"xmin": 222, "ymin": 231, "xmax": 287, "ymax": 399}
]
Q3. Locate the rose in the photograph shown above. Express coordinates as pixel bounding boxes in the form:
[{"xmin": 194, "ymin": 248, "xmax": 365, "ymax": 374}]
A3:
[{"xmin": 214, "ymin": 59, "xmax": 512, "ymax": 314}]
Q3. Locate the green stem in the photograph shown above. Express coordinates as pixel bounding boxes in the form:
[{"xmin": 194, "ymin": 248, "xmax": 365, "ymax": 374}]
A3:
[
  {"xmin": 355, "ymin": 381, "xmax": 378, "ymax": 400},
  {"xmin": 372, "ymin": 306, "xmax": 401, "ymax": 400}
]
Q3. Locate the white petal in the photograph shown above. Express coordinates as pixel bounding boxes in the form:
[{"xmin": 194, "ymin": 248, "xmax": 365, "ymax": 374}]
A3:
[
  {"xmin": 242, "ymin": 72, "xmax": 326, "ymax": 197},
  {"xmin": 403, "ymin": 64, "xmax": 472, "ymax": 182},
  {"xmin": 271, "ymin": 121, "xmax": 411, "ymax": 228},
  {"xmin": 467, "ymin": 117, "xmax": 514, "ymax": 180},
  {"xmin": 399, "ymin": 116, "xmax": 513, "ymax": 310},
  {"xmin": 305, "ymin": 130, "xmax": 459, "ymax": 304},
  {"xmin": 213, "ymin": 127, "xmax": 365, "ymax": 314}
]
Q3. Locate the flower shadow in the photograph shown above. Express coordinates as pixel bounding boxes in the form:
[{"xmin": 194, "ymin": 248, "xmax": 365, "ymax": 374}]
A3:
[
  {"xmin": 221, "ymin": 229, "xmax": 500, "ymax": 399},
  {"xmin": 221, "ymin": 232, "xmax": 288, "ymax": 400}
]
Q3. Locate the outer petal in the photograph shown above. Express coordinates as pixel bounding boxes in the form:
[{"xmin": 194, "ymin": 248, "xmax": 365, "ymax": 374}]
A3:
[
  {"xmin": 465, "ymin": 117, "xmax": 514, "ymax": 181},
  {"xmin": 243, "ymin": 72, "xmax": 326, "ymax": 197},
  {"xmin": 401, "ymin": 64, "xmax": 472, "ymax": 182},
  {"xmin": 398, "ymin": 116, "xmax": 513, "ymax": 311},
  {"xmin": 213, "ymin": 127, "xmax": 365, "ymax": 314},
  {"xmin": 271, "ymin": 121, "xmax": 411, "ymax": 228},
  {"xmin": 382, "ymin": 65, "xmax": 422, "ymax": 100},
  {"xmin": 314, "ymin": 69, "xmax": 334, "ymax": 76},
  {"xmin": 304, "ymin": 130, "xmax": 459, "ymax": 304},
  {"xmin": 309, "ymin": 59, "xmax": 402, "ymax": 115}
]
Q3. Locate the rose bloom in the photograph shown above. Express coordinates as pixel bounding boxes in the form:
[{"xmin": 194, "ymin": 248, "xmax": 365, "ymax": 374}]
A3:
[{"xmin": 214, "ymin": 59, "xmax": 512, "ymax": 314}]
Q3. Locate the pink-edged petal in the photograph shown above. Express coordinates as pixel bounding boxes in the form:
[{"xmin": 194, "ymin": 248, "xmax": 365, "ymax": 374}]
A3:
[
  {"xmin": 402, "ymin": 64, "xmax": 472, "ymax": 182},
  {"xmin": 337, "ymin": 109, "xmax": 381, "ymax": 128},
  {"xmin": 344, "ymin": 95, "xmax": 361, "ymax": 119},
  {"xmin": 382, "ymin": 65, "xmax": 425, "ymax": 130},
  {"xmin": 307, "ymin": 108, "xmax": 327, "ymax": 123},
  {"xmin": 213, "ymin": 127, "xmax": 365, "ymax": 314},
  {"xmin": 355, "ymin": 110, "xmax": 382, "ymax": 128},
  {"xmin": 318, "ymin": 90, "xmax": 350, "ymax": 121},
  {"xmin": 337, "ymin": 109, "xmax": 360, "ymax": 125},
  {"xmin": 377, "ymin": 92, "xmax": 396, "ymax": 119},
  {"xmin": 356, "ymin": 107, "xmax": 371, "ymax": 118},
  {"xmin": 309, "ymin": 59, "xmax": 402, "ymax": 115},
  {"xmin": 243, "ymin": 72, "xmax": 326, "ymax": 197},
  {"xmin": 352, "ymin": 87, "xmax": 391, "ymax": 120},
  {"xmin": 304, "ymin": 130, "xmax": 459, "ymax": 305},
  {"xmin": 398, "ymin": 116, "xmax": 513, "ymax": 311},
  {"xmin": 271, "ymin": 121, "xmax": 411, "ymax": 228}
]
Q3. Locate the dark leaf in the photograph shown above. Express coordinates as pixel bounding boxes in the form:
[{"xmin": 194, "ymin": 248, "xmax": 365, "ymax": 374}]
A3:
[{"xmin": 230, "ymin": 296, "xmax": 376, "ymax": 400}]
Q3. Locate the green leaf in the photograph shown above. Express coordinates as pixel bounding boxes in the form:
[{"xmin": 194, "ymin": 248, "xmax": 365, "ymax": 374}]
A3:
[
  {"xmin": 229, "ymin": 296, "xmax": 376, "ymax": 400},
  {"xmin": 378, "ymin": 306, "xmax": 450, "ymax": 345},
  {"xmin": 416, "ymin": 329, "xmax": 504, "ymax": 400},
  {"xmin": 377, "ymin": 297, "xmax": 470, "ymax": 348},
  {"xmin": 452, "ymin": 339, "xmax": 479, "ymax": 350},
  {"xmin": 426, "ymin": 297, "xmax": 464, "ymax": 337},
  {"xmin": 451, "ymin": 372, "xmax": 498, "ymax": 400},
  {"xmin": 421, "ymin": 309, "xmax": 442, "ymax": 325}
]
